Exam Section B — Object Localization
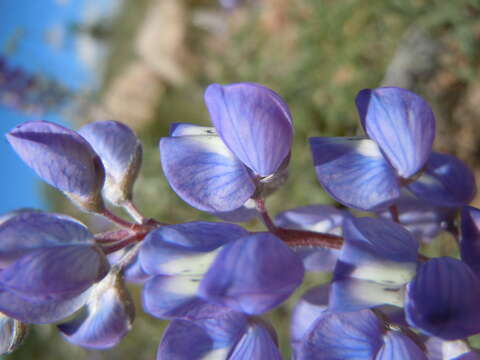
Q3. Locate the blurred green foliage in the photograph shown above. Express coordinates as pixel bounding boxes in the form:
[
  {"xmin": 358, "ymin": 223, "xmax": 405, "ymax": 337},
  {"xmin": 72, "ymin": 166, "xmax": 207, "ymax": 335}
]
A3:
[{"xmin": 10, "ymin": 0, "xmax": 480, "ymax": 358}]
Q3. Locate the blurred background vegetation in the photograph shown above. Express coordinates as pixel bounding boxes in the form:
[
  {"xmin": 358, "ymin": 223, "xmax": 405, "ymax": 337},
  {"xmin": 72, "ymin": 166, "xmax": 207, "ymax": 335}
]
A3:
[{"xmin": 3, "ymin": 0, "xmax": 480, "ymax": 358}]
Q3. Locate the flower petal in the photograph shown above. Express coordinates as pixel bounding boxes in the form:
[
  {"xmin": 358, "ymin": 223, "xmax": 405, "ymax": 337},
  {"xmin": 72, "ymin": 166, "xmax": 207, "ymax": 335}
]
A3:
[
  {"xmin": 204, "ymin": 83, "xmax": 293, "ymax": 176},
  {"xmin": 79, "ymin": 121, "xmax": 142, "ymax": 205},
  {"xmin": 405, "ymin": 257, "xmax": 480, "ymax": 340},
  {"xmin": 356, "ymin": 87, "xmax": 435, "ymax": 178},
  {"xmin": 0, "ymin": 245, "xmax": 109, "ymax": 302},
  {"xmin": 169, "ymin": 123, "xmax": 217, "ymax": 137},
  {"xmin": 212, "ymin": 198, "xmax": 258, "ymax": 223},
  {"xmin": 58, "ymin": 272, "xmax": 134, "ymax": 349},
  {"xmin": 378, "ymin": 191, "xmax": 454, "ymax": 243},
  {"xmin": 142, "ymin": 275, "xmax": 228, "ymax": 320},
  {"xmin": 298, "ymin": 309, "xmax": 383, "ymax": 360},
  {"xmin": 140, "ymin": 222, "xmax": 248, "ymax": 276},
  {"xmin": 292, "ymin": 247, "xmax": 341, "ymax": 272},
  {"xmin": 276, "ymin": 205, "xmax": 344, "ymax": 271},
  {"xmin": 310, "ymin": 137, "xmax": 400, "ymax": 211},
  {"xmin": 291, "ymin": 285, "xmax": 329, "ymax": 347},
  {"xmin": 376, "ymin": 331, "xmax": 427, "ymax": 360},
  {"xmin": 329, "ymin": 278, "xmax": 405, "ymax": 312},
  {"xmin": 0, "ymin": 212, "xmax": 93, "ymax": 268},
  {"xmin": 123, "ymin": 252, "xmax": 151, "ymax": 283},
  {"xmin": 199, "ymin": 232, "xmax": 304, "ymax": 315},
  {"xmin": 407, "ymin": 152, "xmax": 476, "ymax": 208},
  {"xmin": 336, "ymin": 217, "xmax": 418, "ymax": 285},
  {"xmin": 6, "ymin": 121, "xmax": 105, "ymax": 211},
  {"xmin": 0, "ymin": 287, "xmax": 92, "ymax": 324},
  {"xmin": 229, "ymin": 320, "xmax": 281, "ymax": 360},
  {"xmin": 157, "ymin": 312, "xmax": 248, "ymax": 359},
  {"xmin": 425, "ymin": 337, "xmax": 476, "ymax": 360},
  {"xmin": 460, "ymin": 206, "xmax": 480, "ymax": 274},
  {"xmin": 0, "ymin": 208, "xmax": 41, "ymax": 225},
  {"xmin": 275, "ymin": 205, "xmax": 344, "ymax": 233},
  {"xmin": 160, "ymin": 134, "xmax": 255, "ymax": 212}
]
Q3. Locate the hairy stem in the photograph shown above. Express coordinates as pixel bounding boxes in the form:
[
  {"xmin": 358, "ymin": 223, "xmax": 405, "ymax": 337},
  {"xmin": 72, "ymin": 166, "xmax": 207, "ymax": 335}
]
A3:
[
  {"xmin": 254, "ymin": 198, "xmax": 277, "ymax": 233},
  {"xmin": 101, "ymin": 209, "xmax": 144, "ymax": 231},
  {"xmin": 123, "ymin": 200, "xmax": 146, "ymax": 224},
  {"xmin": 102, "ymin": 231, "xmax": 149, "ymax": 254},
  {"xmin": 276, "ymin": 228, "xmax": 343, "ymax": 249}
]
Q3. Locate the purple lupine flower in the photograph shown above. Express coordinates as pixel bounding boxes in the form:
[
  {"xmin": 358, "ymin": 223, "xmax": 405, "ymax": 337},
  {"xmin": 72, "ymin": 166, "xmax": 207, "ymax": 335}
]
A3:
[
  {"xmin": 330, "ymin": 216, "xmax": 419, "ymax": 312},
  {"xmin": 160, "ymin": 83, "xmax": 293, "ymax": 214},
  {"xmin": 140, "ymin": 221, "xmax": 304, "ymax": 318},
  {"xmin": 275, "ymin": 205, "xmax": 345, "ymax": 271},
  {"xmin": 140, "ymin": 221, "xmax": 246, "ymax": 319},
  {"xmin": 6, "ymin": 121, "xmax": 105, "ymax": 212},
  {"xmin": 0, "ymin": 212, "xmax": 109, "ymax": 323},
  {"xmin": 310, "ymin": 87, "xmax": 435, "ymax": 211},
  {"xmin": 58, "ymin": 271, "xmax": 135, "ymax": 349},
  {"xmin": 219, "ymin": 0, "xmax": 246, "ymax": 10},
  {"xmin": 405, "ymin": 257, "xmax": 480, "ymax": 340},
  {"xmin": 297, "ymin": 309, "xmax": 427, "ymax": 360},
  {"xmin": 79, "ymin": 121, "xmax": 143, "ymax": 206},
  {"xmin": 0, "ymin": 55, "xmax": 71, "ymax": 114},
  {"xmin": 157, "ymin": 311, "xmax": 281, "ymax": 359}
]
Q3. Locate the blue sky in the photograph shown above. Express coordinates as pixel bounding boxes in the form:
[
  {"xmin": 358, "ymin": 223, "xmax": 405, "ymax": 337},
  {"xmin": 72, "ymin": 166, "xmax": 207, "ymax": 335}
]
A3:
[{"xmin": 0, "ymin": 0, "xmax": 116, "ymax": 214}]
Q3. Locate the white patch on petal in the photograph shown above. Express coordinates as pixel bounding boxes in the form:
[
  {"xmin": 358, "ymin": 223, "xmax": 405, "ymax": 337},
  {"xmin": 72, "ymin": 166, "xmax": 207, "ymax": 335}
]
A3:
[
  {"xmin": 162, "ymin": 275, "xmax": 202, "ymax": 296},
  {"xmin": 442, "ymin": 340, "xmax": 470, "ymax": 359},
  {"xmin": 347, "ymin": 280, "xmax": 405, "ymax": 308},
  {"xmin": 353, "ymin": 139, "xmax": 384, "ymax": 158},
  {"xmin": 174, "ymin": 125, "xmax": 217, "ymax": 137},
  {"xmin": 200, "ymin": 346, "xmax": 230, "ymax": 360},
  {"xmin": 192, "ymin": 135, "xmax": 236, "ymax": 159},
  {"xmin": 243, "ymin": 199, "xmax": 256, "ymax": 210},
  {"xmin": 351, "ymin": 260, "xmax": 417, "ymax": 285},
  {"xmin": 307, "ymin": 220, "xmax": 336, "ymax": 233},
  {"xmin": 415, "ymin": 174, "xmax": 440, "ymax": 187},
  {"xmin": 160, "ymin": 248, "xmax": 221, "ymax": 276}
]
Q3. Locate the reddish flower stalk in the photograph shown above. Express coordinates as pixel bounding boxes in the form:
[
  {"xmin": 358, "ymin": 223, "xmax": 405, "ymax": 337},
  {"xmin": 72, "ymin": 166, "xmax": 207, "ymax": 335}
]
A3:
[{"xmin": 275, "ymin": 227, "xmax": 343, "ymax": 249}]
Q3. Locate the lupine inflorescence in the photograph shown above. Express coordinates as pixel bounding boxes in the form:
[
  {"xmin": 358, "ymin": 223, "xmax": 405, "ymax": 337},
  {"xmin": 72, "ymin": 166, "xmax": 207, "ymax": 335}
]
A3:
[
  {"xmin": 0, "ymin": 56, "xmax": 71, "ymax": 115},
  {"xmin": 1, "ymin": 82, "xmax": 480, "ymax": 359}
]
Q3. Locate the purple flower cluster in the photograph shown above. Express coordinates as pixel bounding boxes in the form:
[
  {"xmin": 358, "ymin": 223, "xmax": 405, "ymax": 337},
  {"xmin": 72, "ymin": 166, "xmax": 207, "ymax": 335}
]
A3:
[
  {"xmin": 0, "ymin": 56, "xmax": 71, "ymax": 115},
  {"xmin": 2, "ymin": 82, "xmax": 480, "ymax": 359}
]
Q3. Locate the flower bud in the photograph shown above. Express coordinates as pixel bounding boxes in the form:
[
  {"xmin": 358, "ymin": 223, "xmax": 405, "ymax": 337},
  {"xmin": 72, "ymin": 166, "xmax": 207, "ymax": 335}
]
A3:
[
  {"xmin": 6, "ymin": 121, "xmax": 105, "ymax": 212},
  {"xmin": 79, "ymin": 121, "xmax": 142, "ymax": 206}
]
